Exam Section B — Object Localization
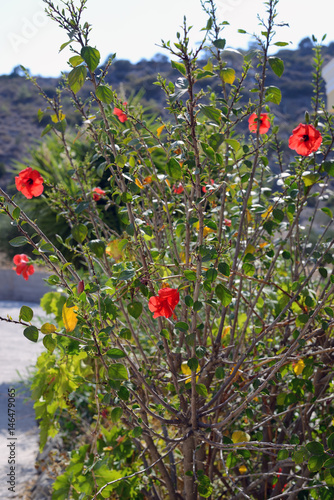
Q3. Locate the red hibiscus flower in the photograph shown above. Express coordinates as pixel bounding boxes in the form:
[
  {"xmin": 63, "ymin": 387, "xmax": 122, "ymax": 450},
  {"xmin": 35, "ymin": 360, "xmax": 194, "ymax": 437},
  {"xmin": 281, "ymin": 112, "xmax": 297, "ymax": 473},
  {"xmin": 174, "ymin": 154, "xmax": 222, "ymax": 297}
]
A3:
[
  {"xmin": 93, "ymin": 187, "xmax": 106, "ymax": 201},
  {"xmin": 248, "ymin": 113, "xmax": 271, "ymax": 134},
  {"xmin": 173, "ymin": 183, "xmax": 184, "ymax": 194},
  {"xmin": 148, "ymin": 287, "xmax": 180, "ymax": 319},
  {"xmin": 288, "ymin": 123, "xmax": 322, "ymax": 156},
  {"xmin": 113, "ymin": 102, "xmax": 128, "ymax": 123},
  {"xmin": 224, "ymin": 218, "xmax": 232, "ymax": 227},
  {"xmin": 202, "ymin": 179, "xmax": 215, "ymax": 193},
  {"xmin": 13, "ymin": 254, "xmax": 35, "ymax": 281},
  {"xmin": 15, "ymin": 167, "xmax": 44, "ymax": 199}
]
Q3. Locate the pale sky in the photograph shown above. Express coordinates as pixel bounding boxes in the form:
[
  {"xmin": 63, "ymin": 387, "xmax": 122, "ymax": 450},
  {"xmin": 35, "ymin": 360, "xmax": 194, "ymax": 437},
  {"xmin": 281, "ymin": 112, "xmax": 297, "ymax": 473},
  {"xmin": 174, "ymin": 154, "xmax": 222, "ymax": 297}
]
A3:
[{"xmin": 1, "ymin": 0, "xmax": 333, "ymax": 77}]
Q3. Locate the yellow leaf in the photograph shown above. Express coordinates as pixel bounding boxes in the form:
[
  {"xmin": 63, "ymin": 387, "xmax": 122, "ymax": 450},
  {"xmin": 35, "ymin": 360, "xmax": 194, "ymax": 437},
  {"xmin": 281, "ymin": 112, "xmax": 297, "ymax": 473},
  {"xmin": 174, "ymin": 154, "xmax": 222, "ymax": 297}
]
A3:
[
  {"xmin": 293, "ymin": 359, "xmax": 305, "ymax": 376},
  {"xmin": 246, "ymin": 209, "xmax": 253, "ymax": 223},
  {"xmin": 106, "ymin": 239, "xmax": 125, "ymax": 262},
  {"xmin": 165, "ymin": 179, "xmax": 171, "ymax": 188},
  {"xmin": 239, "ymin": 465, "xmax": 247, "ymax": 474},
  {"xmin": 135, "ymin": 178, "xmax": 144, "ymax": 189},
  {"xmin": 51, "ymin": 111, "xmax": 66, "ymax": 123},
  {"xmin": 62, "ymin": 304, "xmax": 78, "ymax": 332},
  {"xmin": 40, "ymin": 323, "xmax": 57, "ymax": 335},
  {"xmin": 261, "ymin": 206, "xmax": 273, "ymax": 219},
  {"xmin": 157, "ymin": 124, "xmax": 165, "ymax": 137},
  {"xmin": 259, "ymin": 242, "xmax": 268, "ymax": 249},
  {"xmin": 245, "ymin": 244, "xmax": 256, "ymax": 255},
  {"xmin": 194, "ymin": 221, "xmax": 215, "ymax": 237},
  {"xmin": 232, "ymin": 430, "xmax": 250, "ymax": 445},
  {"xmin": 181, "ymin": 362, "xmax": 199, "ymax": 382},
  {"xmin": 220, "ymin": 67, "xmax": 236, "ymax": 84},
  {"xmin": 181, "ymin": 362, "xmax": 192, "ymax": 377},
  {"xmin": 222, "ymin": 325, "xmax": 231, "ymax": 339}
]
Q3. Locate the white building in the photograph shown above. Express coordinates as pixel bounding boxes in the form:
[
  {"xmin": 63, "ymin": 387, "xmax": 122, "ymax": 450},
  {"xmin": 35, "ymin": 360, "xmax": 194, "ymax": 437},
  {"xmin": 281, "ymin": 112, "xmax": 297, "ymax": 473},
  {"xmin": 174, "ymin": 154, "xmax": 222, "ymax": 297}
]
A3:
[{"xmin": 323, "ymin": 58, "xmax": 334, "ymax": 111}]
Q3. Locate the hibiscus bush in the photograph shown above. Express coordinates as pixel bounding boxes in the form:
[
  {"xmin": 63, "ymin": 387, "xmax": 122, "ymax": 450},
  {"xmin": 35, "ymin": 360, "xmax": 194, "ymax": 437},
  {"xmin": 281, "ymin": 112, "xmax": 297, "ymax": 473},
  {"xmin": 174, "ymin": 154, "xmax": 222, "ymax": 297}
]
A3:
[{"xmin": 2, "ymin": 0, "xmax": 334, "ymax": 499}]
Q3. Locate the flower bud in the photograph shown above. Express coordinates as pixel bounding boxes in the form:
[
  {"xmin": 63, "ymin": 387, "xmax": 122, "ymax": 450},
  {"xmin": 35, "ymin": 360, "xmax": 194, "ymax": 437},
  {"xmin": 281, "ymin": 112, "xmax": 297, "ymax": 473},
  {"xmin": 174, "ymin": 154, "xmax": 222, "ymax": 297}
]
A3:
[{"xmin": 77, "ymin": 280, "xmax": 84, "ymax": 295}]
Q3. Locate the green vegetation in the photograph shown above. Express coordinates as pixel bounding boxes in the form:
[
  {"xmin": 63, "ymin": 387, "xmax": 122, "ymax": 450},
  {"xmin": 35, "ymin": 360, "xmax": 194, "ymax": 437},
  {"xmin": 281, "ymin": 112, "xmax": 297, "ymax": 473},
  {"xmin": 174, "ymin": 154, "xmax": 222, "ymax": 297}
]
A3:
[{"xmin": 1, "ymin": 0, "xmax": 334, "ymax": 499}]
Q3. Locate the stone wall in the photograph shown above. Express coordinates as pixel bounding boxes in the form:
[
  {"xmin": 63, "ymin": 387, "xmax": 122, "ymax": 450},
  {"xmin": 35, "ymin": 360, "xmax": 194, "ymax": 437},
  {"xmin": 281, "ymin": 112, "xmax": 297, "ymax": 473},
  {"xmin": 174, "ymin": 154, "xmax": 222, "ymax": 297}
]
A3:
[{"xmin": 0, "ymin": 270, "xmax": 49, "ymax": 302}]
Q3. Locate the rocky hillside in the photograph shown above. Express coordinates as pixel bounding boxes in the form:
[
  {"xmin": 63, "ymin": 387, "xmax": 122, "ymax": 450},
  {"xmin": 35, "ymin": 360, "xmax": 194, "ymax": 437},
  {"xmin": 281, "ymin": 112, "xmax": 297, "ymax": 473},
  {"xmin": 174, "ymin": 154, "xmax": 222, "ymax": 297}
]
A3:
[{"xmin": 1, "ymin": 37, "xmax": 334, "ymax": 187}]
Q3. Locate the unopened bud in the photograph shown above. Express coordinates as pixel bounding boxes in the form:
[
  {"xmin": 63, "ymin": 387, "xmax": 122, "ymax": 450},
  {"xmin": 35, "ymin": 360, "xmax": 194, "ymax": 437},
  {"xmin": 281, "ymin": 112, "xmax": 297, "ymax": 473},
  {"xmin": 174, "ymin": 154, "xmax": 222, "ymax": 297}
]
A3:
[{"xmin": 77, "ymin": 280, "xmax": 84, "ymax": 295}]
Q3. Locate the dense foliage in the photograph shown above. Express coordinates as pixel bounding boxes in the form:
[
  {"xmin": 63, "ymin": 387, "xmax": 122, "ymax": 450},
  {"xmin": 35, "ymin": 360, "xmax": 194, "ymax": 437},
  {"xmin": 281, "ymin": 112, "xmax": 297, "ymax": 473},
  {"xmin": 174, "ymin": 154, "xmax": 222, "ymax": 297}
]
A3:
[{"xmin": 2, "ymin": 1, "xmax": 334, "ymax": 499}]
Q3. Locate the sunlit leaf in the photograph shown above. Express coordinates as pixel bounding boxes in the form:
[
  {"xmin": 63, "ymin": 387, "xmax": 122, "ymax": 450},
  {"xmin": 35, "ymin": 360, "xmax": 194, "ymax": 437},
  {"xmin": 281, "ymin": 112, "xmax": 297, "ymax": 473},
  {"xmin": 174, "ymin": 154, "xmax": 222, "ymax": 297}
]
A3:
[
  {"xmin": 62, "ymin": 304, "xmax": 78, "ymax": 332},
  {"xmin": 293, "ymin": 358, "xmax": 305, "ymax": 376},
  {"xmin": 41, "ymin": 323, "xmax": 57, "ymax": 334},
  {"xmin": 157, "ymin": 124, "xmax": 165, "ymax": 137},
  {"xmin": 232, "ymin": 430, "xmax": 250, "ymax": 444}
]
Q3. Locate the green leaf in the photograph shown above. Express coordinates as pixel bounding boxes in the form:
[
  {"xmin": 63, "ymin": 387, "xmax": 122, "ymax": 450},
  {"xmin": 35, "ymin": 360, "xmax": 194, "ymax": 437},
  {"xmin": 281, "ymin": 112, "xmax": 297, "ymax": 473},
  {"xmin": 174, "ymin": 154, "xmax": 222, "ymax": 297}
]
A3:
[
  {"xmin": 167, "ymin": 158, "xmax": 182, "ymax": 179},
  {"xmin": 196, "ymin": 383, "xmax": 208, "ymax": 397},
  {"xmin": 277, "ymin": 449, "xmax": 289, "ymax": 460},
  {"xmin": 200, "ymin": 105, "xmax": 221, "ymax": 124},
  {"xmin": 218, "ymin": 262, "xmax": 230, "ymax": 276},
  {"xmin": 328, "ymin": 433, "xmax": 334, "ymax": 451},
  {"xmin": 72, "ymin": 224, "xmax": 88, "ymax": 243},
  {"xmin": 323, "ymin": 161, "xmax": 334, "ymax": 176},
  {"xmin": 324, "ymin": 458, "xmax": 334, "ymax": 469},
  {"xmin": 274, "ymin": 41, "xmax": 289, "ymax": 46},
  {"xmin": 9, "ymin": 236, "xmax": 28, "ymax": 247},
  {"xmin": 118, "ymin": 386, "xmax": 129, "ymax": 400},
  {"xmin": 206, "ymin": 268, "xmax": 218, "ymax": 282},
  {"xmin": 19, "ymin": 305, "xmax": 33, "ymax": 322},
  {"xmin": 225, "ymin": 138, "xmax": 240, "ymax": 151},
  {"xmin": 308, "ymin": 455, "xmax": 325, "ymax": 472},
  {"xmin": 242, "ymin": 262, "xmax": 255, "ymax": 276},
  {"xmin": 321, "ymin": 207, "xmax": 332, "ymax": 218},
  {"xmin": 43, "ymin": 335, "xmax": 56, "ymax": 353},
  {"xmin": 108, "ymin": 363, "xmax": 128, "ymax": 380},
  {"xmin": 268, "ymin": 57, "xmax": 284, "ymax": 77},
  {"xmin": 265, "ymin": 86, "xmax": 281, "ymax": 105},
  {"xmin": 306, "ymin": 441, "xmax": 324, "ymax": 456},
  {"xmin": 118, "ymin": 269, "xmax": 135, "ymax": 281},
  {"xmin": 201, "ymin": 142, "xmax": 216, "ymax": 161},
  {"xmin": 195, "ymin": 346, "xmax": 206, "ymax": 358},
  {"xmin": 23, "ymin": 326, "xmax": 39, "ymax": 343},
  {"xmin": 215, "ymin": 367, "xmax": 224, "ymax": 379},
  {"xmin": 12, "ymin": 207, "xmax": 21, "ymax": 219},
  {"xmin": 215, "ymin": 284, "xmax": 233, "ymax": 307},
  {"xmin": 213, "ymin": 38, "xmax": 226, "ymax": 49},
  {"xmin": 273, "ymin": 208, "xmax": 284, "ymax": 222},
  {"xmin": 59, "ymin": 40, "xmax": 72, "ymax": 52},
  {"xmin": 171, "ymin": 60, "xmax": 186, "ymax": 76},
  {"xmin": 126, "ymin": 223, "xmax": 135, "ymax": 236},
  {"xmin": 127, "ymin": 302, "xmax": 143, "ymax": 319},
  {"xmin": 175, "ymin": 321, "xmax": 189, "ymax": 331},
  {"xmin": 184, "ymin": 270, "xmax": 197, "ymax": 281},
  {"xmin": 209, "ymin": 133, "xmax": 224, "ymax": 152},
  {"xmin": 68, "ymin": 66, "xmax": 87, "ymax": 93},
  {"xmin": 81, "ymin": 46, "xmax": 100, "ymax": 72},
  {"xmin": 106, "ymin": 349, "xmax": 126, "ymax": 359},
  {"xmin": 319, "ymin": 267, "xmax": 328, "ymax": 278},
  {"xmin": 88, "ymin": 239, "xmax": 105, "ymax": 258},
  {"xmin": 302, "ymin": 173, "xmax": 319, "ymax": 187},
  {"xmin": 110, "ymin": 407, "xmax": 123, "ymax": 423},
  {"xmin": 96, "ymin": 85, "xmax": 113, "ymax": 104},
  {"xmin": 188, "ymin": 358, "xmax": 199, "ymax": 371},
  {"xmin": 69, "ymin": 55, "xmax": 84, "ymax": 67},
  {"xmin": 293, "ymin": 448, "xmax": 306, "ymax": 465}
]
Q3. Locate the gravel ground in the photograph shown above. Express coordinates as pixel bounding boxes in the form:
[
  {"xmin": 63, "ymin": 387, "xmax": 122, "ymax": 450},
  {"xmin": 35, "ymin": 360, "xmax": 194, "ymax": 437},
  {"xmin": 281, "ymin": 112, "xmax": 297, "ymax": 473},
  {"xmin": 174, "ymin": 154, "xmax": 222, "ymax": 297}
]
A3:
[{"xmin": 0, "ymin": 301, "xmax": 46, "ymax": 499}]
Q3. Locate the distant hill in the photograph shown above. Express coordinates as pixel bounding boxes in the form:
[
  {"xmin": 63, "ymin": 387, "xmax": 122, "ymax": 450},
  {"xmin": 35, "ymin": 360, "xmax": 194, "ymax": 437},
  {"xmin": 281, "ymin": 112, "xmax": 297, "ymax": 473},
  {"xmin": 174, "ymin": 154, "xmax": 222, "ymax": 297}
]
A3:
[{"xmin": 1, "ymin": 37, "xmax": 334, "ymax": 188}]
